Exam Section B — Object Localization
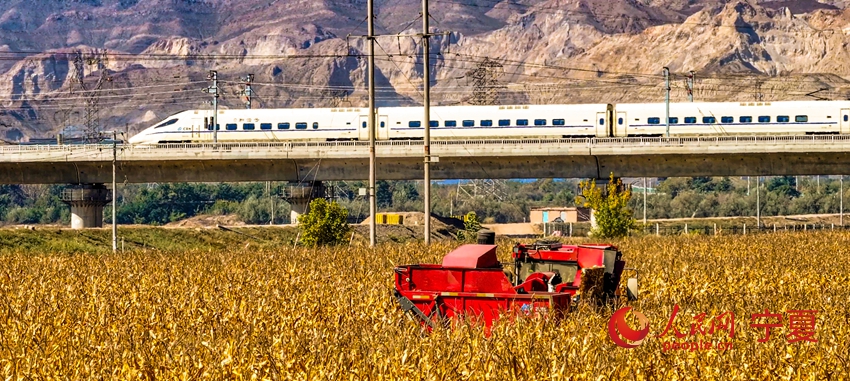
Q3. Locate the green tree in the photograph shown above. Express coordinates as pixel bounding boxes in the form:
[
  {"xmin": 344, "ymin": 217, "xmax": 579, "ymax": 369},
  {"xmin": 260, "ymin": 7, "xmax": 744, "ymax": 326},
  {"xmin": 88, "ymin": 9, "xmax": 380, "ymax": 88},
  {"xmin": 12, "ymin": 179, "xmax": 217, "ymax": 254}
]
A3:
[
  {"xmin": 456, "ymin": 211, "xmax": 481, "ymax": 241},
  {"xmin": 576, "ymin": 173, "xmax": 635, "ymax": 238},
  {"xmin": 375, "ymin": 180, "xmax": 393, "ymax": 209},
  {"xmin": 766, "ymin": 176, "xmax": 800, "ymax": 198},
  {"xmin": 298, "ymin": 198, "xmax": 351, "ymax": 247}
]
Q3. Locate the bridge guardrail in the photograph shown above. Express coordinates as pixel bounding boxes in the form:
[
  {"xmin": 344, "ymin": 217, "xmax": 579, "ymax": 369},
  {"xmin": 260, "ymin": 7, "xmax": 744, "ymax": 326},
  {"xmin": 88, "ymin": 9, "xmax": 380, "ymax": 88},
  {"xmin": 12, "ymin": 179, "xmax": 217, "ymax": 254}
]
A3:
[{"xmin": 4, "ymin": 135, "xmax": 850, "ymax": 155}]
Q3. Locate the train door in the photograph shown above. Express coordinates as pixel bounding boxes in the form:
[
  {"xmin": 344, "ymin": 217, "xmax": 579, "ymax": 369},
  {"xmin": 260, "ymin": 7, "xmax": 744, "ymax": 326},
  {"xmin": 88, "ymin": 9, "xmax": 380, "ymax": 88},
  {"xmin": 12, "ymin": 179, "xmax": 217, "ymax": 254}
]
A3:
[
  {"xmin": 378, "ymin": 115, "xmax": 389, "ymax": 140},
  {"xmin": 842, "ymin": 109, "xmax": 850, "ymax": 134},
  {"xmin": 191, "ymin": 117, "xmax": 204, "ymax": 141},
  {"xmin": 358, "ymin": 115, "xmax": 369, "ymax": 140},
  {"xmin": 596, "ymin": 112, "xmax": 608, "ymax": 137},
  {"xmin": 196, "ymin": 113, "xmax": 213, "ymax": 142},
  {"xmin": 357, "ymin": 115, "xmax": 389, "ymax": 140},
  {"xmin": 616, "ymin": 111, "xmax": 627, "ymax": 137}
]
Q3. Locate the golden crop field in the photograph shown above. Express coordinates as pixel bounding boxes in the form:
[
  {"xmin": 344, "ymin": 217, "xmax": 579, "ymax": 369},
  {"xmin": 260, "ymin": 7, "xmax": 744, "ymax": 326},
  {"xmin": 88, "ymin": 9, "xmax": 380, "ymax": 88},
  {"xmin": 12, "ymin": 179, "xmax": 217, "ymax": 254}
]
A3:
[{"xmin": 0, "ymin": 231, "xmax": 848, "ymax": 380}]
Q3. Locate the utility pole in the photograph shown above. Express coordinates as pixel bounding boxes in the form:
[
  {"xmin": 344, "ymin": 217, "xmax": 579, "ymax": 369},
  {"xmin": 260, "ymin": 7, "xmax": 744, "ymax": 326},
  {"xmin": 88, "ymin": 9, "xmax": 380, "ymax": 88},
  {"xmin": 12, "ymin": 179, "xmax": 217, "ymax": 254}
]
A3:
[
  {"xmin": 206, "ymin": 70, "xmax": 219, "ymax": 143},
  {"xmin": 664, "ymin": 67, "xmax": 670, "ymax": 137},
  {"xmin": 687, "ymin": 70, "xmax": 695, "ymax": 102},
  {"xmin": 268, "ymin": 181, "xmax": 275, "ymax": 225},
  {"xmin": 112, "ymin": 130, "xmax": 117, "ymax": 253},
  {"xmin": 242, "ymin": 74, "xmax": 254, "ymax": 109},
  {"xmin": 423, "ymin": 0, "xmax": 432, "ymax": 245},
  {"xmin": 756, "ymin": 176, "xmax": 760, "ymax": 228},
  {"xmin": 368, "ymin": 0, "xmax": 377, "ymax": 247},
  {"xmin": 643, "ymin": 177, "xmax": 647, "ymax": 225}
]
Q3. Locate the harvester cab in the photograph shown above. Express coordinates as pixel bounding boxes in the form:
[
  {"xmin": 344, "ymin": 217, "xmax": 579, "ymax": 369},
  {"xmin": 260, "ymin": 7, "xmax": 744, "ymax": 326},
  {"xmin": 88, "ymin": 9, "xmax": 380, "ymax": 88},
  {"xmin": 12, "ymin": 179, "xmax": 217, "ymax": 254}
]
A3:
[{"xmin": 511, "ymin": 242, "xmax": 639, "ymax": 303}]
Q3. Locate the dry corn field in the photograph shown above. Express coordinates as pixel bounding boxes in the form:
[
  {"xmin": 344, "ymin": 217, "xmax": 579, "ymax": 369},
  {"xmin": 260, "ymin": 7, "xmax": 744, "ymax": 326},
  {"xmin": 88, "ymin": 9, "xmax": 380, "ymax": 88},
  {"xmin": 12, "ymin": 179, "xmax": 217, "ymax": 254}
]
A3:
[{"xmin": 1, "ymin": 231, "xmax": 849, "ymax": 380}]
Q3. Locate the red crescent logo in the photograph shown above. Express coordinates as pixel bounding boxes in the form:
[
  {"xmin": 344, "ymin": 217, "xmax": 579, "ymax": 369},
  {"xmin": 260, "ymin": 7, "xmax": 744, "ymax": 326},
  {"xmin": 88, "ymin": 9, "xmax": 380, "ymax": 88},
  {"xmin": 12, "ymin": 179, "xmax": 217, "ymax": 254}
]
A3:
[{"xmin": 608, "ymin": 307, "xmax": 650, "ymax": 348}]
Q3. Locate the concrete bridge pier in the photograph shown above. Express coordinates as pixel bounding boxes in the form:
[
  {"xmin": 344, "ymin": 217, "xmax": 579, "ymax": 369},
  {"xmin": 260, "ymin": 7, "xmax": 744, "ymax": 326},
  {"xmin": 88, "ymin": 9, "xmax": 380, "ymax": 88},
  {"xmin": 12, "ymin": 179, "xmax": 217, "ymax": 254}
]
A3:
[
  {"xmin": 284, "ymin": 181, "xmax": 328, "ymax": 224},
  {"xmin": 61, "ymin": 184, "xmax": 112, "ymax": 229}
]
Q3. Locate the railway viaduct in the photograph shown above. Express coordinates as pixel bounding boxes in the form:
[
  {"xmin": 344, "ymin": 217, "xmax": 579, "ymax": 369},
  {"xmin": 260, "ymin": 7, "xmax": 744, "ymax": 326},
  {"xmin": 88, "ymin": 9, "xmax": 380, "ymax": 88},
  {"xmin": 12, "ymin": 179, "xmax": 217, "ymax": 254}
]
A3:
[{"xmin": 3, "ymin": 136, "xmax": 850, "ymax": 227}]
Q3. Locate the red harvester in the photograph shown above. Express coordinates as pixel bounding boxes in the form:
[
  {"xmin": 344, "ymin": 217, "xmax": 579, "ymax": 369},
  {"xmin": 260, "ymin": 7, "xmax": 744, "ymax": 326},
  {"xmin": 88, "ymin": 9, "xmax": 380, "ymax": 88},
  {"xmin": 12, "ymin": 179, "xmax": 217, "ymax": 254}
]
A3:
[{"xmin": 393, "ymin": 241, "xmax": 638, "ymax": 329}]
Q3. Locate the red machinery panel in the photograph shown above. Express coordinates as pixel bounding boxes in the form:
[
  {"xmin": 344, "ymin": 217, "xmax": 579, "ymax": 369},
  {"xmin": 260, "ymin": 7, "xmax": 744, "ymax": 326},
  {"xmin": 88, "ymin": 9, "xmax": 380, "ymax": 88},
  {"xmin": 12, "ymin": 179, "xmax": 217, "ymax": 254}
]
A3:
[{"xmin": 441, "ymin": 244, "xmax": 499, "ymax": 268}]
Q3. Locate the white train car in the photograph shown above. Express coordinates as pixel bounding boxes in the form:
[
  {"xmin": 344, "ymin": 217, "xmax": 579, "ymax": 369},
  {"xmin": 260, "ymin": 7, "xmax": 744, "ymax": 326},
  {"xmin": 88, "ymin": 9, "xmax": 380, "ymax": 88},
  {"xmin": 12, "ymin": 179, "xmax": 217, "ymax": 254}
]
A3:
[
  {"xmin": 613, "ymin": 101, "xmax": 850, "ymax": 137},
  {"xmin": 128, "ymin": 100, "xmax": 850, "ymax": 144},
  {"xmin": 129, "ymin": 107, "xmax": 364, "ymax": 144},
  {"xmin": 381, "ymin": 104, "xmax": 612, "ymax": 139}
]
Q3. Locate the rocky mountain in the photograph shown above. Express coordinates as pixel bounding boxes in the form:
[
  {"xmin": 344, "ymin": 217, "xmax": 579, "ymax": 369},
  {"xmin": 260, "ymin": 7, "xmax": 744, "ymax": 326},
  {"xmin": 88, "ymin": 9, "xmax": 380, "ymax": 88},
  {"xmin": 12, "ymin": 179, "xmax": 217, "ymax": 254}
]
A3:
[{"xmin": 1, "ymin": 0, "xmax": 849, "ymax": 140}]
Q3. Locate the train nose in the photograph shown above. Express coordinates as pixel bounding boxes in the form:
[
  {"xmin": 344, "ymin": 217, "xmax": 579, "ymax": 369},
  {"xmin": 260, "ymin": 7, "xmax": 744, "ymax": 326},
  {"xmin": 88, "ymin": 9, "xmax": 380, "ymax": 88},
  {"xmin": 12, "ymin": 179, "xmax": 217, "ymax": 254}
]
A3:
[{"xmin": 127, "ymin": 132, "xmax": 145, "ymax": 144}]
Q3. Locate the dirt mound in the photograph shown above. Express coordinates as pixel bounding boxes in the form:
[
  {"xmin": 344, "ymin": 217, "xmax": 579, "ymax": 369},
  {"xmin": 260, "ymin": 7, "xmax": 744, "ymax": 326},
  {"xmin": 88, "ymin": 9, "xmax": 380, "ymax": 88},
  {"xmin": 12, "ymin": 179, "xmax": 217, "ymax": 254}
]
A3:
[
  {"xmin": 483, "ymin": 223, "xmax": 541, "ymax": 236},
  {"xmin": 166, "ymin": 214, "xmax": 245, "ymax": 228}
]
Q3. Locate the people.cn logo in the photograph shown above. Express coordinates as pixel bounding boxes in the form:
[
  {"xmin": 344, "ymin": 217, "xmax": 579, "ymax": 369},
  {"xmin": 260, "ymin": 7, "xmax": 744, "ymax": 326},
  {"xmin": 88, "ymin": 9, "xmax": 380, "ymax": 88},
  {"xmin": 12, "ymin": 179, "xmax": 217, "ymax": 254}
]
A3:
[{"xmin": 608, "ymin": 307, "xmax": 650, "ymax": 348}]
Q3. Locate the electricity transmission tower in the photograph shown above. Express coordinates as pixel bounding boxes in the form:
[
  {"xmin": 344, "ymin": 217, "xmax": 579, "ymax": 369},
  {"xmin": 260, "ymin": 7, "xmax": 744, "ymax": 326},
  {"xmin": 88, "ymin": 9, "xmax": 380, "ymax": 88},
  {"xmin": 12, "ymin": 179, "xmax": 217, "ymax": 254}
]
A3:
[
  {"xmin": 465, "ymin": 58, "xmax": 505, "ymax": 105},
  {"xmin": 452, "ymin": 178, "xmax": 509, "ymax": 217},
  {"xmin": 455, "ymin": 179, "xmax": 508, "ymax": 203},
  {"xmin": 753, "ymin": 80, "xmax": 765, "ymax": 102},
  {"xmin": 455, "ymin": 58, "xmax": 509, "ymax": 206},
  {"xmin": 71, "ymin": 50, "xmax": 112, "ymax": 143},
  {"xmin": 320, "ymin": 89, "xmax": 351, "ymax": 107},
  {"xmin": 523, "ymin": 83, "xmax": 565, "ymax": 105}
]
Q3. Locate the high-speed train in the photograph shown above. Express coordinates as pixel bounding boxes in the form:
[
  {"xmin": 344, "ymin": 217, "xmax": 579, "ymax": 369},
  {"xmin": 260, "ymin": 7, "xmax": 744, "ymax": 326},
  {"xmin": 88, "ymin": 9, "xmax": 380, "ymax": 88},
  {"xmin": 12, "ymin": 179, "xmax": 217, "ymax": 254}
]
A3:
[{"xmin": 127, "ymin": 101, "xmax": 850, "ymax": 144}]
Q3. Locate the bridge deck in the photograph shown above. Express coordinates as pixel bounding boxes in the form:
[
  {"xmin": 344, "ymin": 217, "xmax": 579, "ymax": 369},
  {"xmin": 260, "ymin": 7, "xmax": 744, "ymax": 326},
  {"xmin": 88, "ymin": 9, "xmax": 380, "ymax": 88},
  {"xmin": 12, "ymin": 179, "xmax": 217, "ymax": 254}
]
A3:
[{"xmin": 1, "ymin": 136, "xmax": 849, "ymax": 183}]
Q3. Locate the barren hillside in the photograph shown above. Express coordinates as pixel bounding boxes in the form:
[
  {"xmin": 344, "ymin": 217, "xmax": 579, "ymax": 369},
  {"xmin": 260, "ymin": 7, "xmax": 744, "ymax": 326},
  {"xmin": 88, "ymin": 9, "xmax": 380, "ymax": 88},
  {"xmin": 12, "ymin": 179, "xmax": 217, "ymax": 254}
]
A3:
[{"xmin": 1, "ymin": 0, "xmax": 849, "ymax": 141}]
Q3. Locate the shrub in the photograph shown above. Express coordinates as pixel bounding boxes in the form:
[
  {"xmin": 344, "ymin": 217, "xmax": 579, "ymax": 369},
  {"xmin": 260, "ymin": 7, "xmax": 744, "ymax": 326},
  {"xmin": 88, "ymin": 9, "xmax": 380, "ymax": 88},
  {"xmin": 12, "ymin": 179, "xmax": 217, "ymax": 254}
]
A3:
[{"xmin": 298, "ymin": 199, "xmax": 351, "ymax": 246}]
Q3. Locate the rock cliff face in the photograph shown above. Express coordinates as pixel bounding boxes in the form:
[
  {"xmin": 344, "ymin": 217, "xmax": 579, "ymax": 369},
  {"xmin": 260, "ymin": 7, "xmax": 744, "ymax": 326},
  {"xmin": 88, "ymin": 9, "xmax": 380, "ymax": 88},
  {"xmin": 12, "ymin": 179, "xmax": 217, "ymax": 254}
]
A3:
[{"xmin": 1, "ymin": 0, "xmax": 850, "ymax": 139}]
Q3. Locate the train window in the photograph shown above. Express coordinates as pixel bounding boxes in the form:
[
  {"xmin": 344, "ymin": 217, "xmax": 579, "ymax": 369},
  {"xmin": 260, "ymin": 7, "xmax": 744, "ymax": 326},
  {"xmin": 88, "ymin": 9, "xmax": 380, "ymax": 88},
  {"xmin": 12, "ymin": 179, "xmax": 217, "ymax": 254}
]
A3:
[
  {"xmin": 553, "ymin": 119, "xmax": 565, "ymax": 126},
  {"xmin": 313, "ymin": 122, "xmax": 319, "ymax": 129},
  {"xmin": 381, "ymin": 121, "xmax": 386, "ymax": 128},
  {"xmin": 429, "ymin": 121, "xmax": 438, "ymax": 127},
  {"xmin": 260, "ymin": 123, "xmax": 272, "ymax": 130},
  {"xmin": 599, "ymin": 118, "xmax": 605, "ymax": 126},
  {"xmin": 618, "ymin": 118, "xmax": 624, "ymax": 125},
  {"xmin": 517, "ymin": 119, "xmax": 529, "ymax": 126},
  {"xmin": 703, "ymin": 117, "xmax": 716, "ymax": 124},
  {"xmin": 758, "ymin": 116, "xmax": 771, "ymax": 123},
  {"xmin": 845, "ymin": 115, "xmax": 849, "ymax": 122},
  {"xmin": 684, "ymin": 117, "xmax": 697, "ymax": 124},
  {"xmin": 740, "ymin": 116, "xmax": 753, "ymax": 123},
  {"xmin": 480, "ymin": 120, "xmax": 493, "ymax": 127},
  {"xmin": 795, "ymin": 115, "xmax": 808, "ymax": 122},
  {"xmin": 207, "ymin": 124, "xmax": 221, "ymax": 130},
  {"xmin": 499, "ymin": 119, "xmax": 510, "ymax": 126},
  {"xmin": 669, "ymin": 117, "xmax": 679, "ymax": 124},
  {"xmin": 445, "ymin": 120, "xmax": 457, "ymax": 127},
  {"xmin": 155, "ymin": 119, "xmax": 178, "ymax": 128},
  {"xmin": 777, "ymin": 116, "xmax": 790, "ymax": 123},
  {"xmin": 647, "ymin": 117, "xmax": 661, "ymax": 125},
  {"xmin": 226, "ymin": 123, "xmax": 237, "ymax": 131},
  {"xmin": 534, "ymin": 119, "xmax": 547, "ymax": 126},
  {"xmin": 409, "ymin": 121, "xmax": 421, "ymax": 128},
  {"xmin": 243, "ymin": 123, "xmax": 255, "ymax": 130},
  {"xmin": 463, "ymin": 120, "xmax": 475, "ymax": 127},
  {"xmin": 295, "ymin": 123, "xmax": 308, "ymax": 129},
  {"xmin": 279, "ymin": 123, "xmax": 290, "ymax": 130},
  {"xmin": 721, "ymin": 116, "xmax": 733, "ymax": 123},
  {"xmin": 362, "ymin": 122, "xmax": 367, "ymax": 128}
]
